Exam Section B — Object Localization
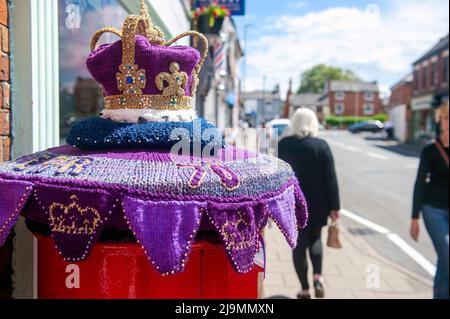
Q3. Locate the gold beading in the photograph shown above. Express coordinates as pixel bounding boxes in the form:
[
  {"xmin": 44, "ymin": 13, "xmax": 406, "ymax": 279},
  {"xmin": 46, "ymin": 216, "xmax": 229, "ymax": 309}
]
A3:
[{"xmin": 104, "ymin": 94, "xmax": 192, "ymax": 110}]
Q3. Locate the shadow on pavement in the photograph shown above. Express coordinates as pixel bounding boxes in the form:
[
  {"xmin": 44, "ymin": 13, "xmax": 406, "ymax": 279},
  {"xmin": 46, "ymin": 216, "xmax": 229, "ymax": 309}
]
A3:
[
  {"xmin": 265, "ymin": 295, "xmax": 293, "ymax": 299},
  {"xmin": 375, "ymin": 144, "xmax": 421, "ymax": 158},
  {"xmin": 363, "ymin": 135, "xmax": 390, "ymax": 141}
]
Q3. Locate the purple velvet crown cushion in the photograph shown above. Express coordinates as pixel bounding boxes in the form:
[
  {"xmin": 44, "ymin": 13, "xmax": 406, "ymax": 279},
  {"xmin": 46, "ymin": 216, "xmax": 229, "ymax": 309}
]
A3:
[
  {"xmin": 87, "ymin": 35, "xmax": 201, "ymax": 96},
  {"xmin": 0, "ymin": 145, "xmax": 309, "ymax": 274}
]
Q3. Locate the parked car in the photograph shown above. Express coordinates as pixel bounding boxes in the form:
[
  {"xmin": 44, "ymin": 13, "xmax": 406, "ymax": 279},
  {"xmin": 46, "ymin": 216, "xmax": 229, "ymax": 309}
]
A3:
[
  {"xmin": 348, "ymin": 120, "xmax": 385, "ymax": 133},
  {"xmin": 266, "ymin": 119, "xmax": 292, "ymax": 139}
]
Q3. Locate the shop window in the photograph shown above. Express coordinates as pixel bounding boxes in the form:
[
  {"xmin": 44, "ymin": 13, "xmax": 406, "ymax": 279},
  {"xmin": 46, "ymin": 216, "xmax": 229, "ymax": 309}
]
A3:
[{"xmin": 58, "ymin": 0, "xmax": 128, "ymax": 140}]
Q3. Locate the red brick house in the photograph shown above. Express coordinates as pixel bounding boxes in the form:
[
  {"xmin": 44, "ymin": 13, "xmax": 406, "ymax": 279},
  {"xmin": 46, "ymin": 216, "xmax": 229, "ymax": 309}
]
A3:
[
  {"xmin": 411, "ymin": 34, "xmax": 449, "ymax": 144},
  {"xmin": 388, "ymin": 75, "xmax": 413, "ymax": 142},
  {"xmin": 320, "ymin": 80, "xmax": 382, "ymax": 117}
]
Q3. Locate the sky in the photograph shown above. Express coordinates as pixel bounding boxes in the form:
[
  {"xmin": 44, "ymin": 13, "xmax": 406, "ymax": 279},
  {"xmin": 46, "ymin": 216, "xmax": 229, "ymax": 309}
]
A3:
[{"xmin": 233, "ymin": 0, "xmax": 450, "ymax": 98}]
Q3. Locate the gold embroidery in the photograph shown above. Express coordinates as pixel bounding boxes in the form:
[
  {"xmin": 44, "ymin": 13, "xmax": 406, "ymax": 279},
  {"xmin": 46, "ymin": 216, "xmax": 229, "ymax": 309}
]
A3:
[
  {"xmin": 220, "ymin": 212, "xmax": 256, "ymax": 251},
  {"xmin": 49, "ymin": 195, "xmax": 101, "ymax": 235},
  {"xmin": 104, "ymin": 94, "xmax": 192, "ymax": 110},
  {"xmin": 116, "ymin": 64, "xmax": 147, "ymax": 96},
  {"xmin": 155, "ymin": 62, "xmax": 189, "ymax": 98},
  {"xmin": 14, "ymin": 154, "xmax": 93, "ymax": 176},
  {"xmin": 177, "ymin": 164, "xmax": 207, "ymax": 189}
]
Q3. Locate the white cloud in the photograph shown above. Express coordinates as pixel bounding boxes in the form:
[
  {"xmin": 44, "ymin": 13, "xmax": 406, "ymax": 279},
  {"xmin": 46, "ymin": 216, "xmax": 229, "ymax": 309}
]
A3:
[{"xmin": 245, "ymin": 0, "xmax": 449, "ymax": 96}]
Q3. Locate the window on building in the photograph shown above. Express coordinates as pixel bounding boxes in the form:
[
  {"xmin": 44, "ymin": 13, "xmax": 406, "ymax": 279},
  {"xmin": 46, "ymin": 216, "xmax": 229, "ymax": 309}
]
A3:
[
  {"xmin": 335, "ymin": 103, "xmax": 345, "ymax": 115},
  {"xmin": 58, "ymin": 0, "xmax": 128, "ymax": 141},
  {"xmin": 363, "ymin": 103, "xmax": 374, "ymax": 115},
  {"xmin": 421, "ymin": 67, "xmax": 427, "ymax": 90},
  {"xmin": 431, "ymin": 61, "xmax": 438, "ymax": 86},
  {"xmin": 444, "ymin": 55, "xmax": 449, "ymax": 84},
  {"xmin": 364, "ymin": 92, "xmax": 374, "ymax": 101},
  {"xmin": 413, "ymin": 69, "xmax": 420, "ymax": 91},
  {"xmin": 335, "ymin": 92, "xmax": 345, "ymax": 101}
]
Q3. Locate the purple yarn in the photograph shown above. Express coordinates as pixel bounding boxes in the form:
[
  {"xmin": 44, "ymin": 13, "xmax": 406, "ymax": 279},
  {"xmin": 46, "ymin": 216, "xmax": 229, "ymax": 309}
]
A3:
[
  {"xmin": 0, "ymin": 145, "xmax": 309, "ymax": 274},
  {"xmin": 87, "ymin": 35, "xmax": 201, "ymax": 97}
]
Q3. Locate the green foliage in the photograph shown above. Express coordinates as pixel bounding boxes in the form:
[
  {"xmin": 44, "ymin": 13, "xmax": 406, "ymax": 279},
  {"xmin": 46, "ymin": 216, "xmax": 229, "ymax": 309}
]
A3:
[
  {"xmin": 298, "ymin": 64, "xmax": 360, "ymax": 94},
  {"xmin": 325, "ymin": 114, "xmax": 388, "ymax": 127}
]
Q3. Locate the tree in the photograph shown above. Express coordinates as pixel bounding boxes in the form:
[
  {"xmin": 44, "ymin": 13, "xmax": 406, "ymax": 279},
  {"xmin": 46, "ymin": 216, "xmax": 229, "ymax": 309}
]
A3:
[{"xmin": 297, "ymin": 64, "xmax": 360, "ymax": 93}]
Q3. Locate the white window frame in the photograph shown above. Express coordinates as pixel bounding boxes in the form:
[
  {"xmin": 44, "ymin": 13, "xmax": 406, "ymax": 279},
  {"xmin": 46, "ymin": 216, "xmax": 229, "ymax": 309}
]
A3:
[
  {"xmin": 364, "ymin": 92, "xmax": 375, "ymax": 102},
  {"xmin": 335, "ymin": 103, "xmax": 345, "ymax": 115},
  {"xmin": 335, "ymin": 91, "xmax": 345, "ymax": 101},
  {"xmin": 364, "ymin": 103, "xmax": 375, "ymax": 115},
  {"xmin": 10, "ymin": 0, "xmax": 60, "ymax": 300}
]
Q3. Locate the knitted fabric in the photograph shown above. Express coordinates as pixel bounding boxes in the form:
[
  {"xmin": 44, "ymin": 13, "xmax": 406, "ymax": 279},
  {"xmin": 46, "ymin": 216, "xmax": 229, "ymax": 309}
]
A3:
[
  {"xmin": 66, "ymin": 117, "xmax": 224, "ymax": 151},
  {"xmin": 87, "ymin": 35, "xmax": 201, "ymax": 97},
  {"xmin": 0, "ymin": 145, "xmax": 309, "ymax": 274}
]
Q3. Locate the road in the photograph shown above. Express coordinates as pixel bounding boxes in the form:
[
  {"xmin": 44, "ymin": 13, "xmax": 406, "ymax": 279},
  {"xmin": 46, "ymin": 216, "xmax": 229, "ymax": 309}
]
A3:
[{"xmin": 321, "ymin": 130, "xmax": 435, "ymax": 281}]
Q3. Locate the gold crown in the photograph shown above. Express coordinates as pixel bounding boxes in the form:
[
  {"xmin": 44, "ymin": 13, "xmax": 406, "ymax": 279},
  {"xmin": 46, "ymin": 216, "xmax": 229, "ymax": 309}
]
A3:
[
  {"xmin": 89, "ymin": 0, "xmax": 208, "ymax": 112},
  {"xmin": 49, "ymin": 195, "xmax": 101, "ymax": 235}
]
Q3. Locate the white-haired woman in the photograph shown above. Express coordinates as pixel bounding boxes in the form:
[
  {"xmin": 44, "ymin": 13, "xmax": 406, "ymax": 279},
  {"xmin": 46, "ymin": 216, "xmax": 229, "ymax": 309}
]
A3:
[{"xmin": 278, "ymin": 108, "xmax": 341, "ymax": 299}]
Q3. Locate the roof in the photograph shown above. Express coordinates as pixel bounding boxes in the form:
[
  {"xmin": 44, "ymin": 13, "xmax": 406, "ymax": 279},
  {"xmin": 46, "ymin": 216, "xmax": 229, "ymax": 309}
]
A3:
[
  {"xmin": 328, "ymin": 80, "xmax": 379, "ymax": 93},
  {"xmin": 241, "ymin": 90, "xmax": 281, "ymax": 101},
  {"xmin": 390, "ymin": 73, "xmax": 413, "ymax": 91},
  {"xmin": 290, "ymin": 93, "xmax": 323, "ymax": 106},
  {"xmin": 413, "ymin": 34, "xmax": 449, "ymax": 65}
]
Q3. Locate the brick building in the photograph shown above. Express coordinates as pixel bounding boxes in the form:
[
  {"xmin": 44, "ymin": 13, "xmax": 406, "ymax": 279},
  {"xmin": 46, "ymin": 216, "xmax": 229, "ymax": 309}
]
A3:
[
  {"xmin": 0, "ymin": 0, "xmax": 9, "ymax": 162},
  {"xmin": 411, "ymin": 34, "xmax": 449, "ymax": 144},
  {"xmin": 388, "ymin": 75, "xmax": 413, "ymax": 142},
  {"xmin": 320, "ymin": 80, "xmax": 382, "ymax": 117},
  {"xmin": 0, "ymin": 0, "xmax": 11, "ymax": 299},
  {"xmin": 289, "ymin": 93, "xmax": 329, "ymax": 124}
]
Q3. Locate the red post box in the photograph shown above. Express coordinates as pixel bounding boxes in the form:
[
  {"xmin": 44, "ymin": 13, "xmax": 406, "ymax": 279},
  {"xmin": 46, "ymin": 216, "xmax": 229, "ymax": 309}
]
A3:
[{"xmin": 36, "ymin": 235, "xmax": 263, "ymax": 299}]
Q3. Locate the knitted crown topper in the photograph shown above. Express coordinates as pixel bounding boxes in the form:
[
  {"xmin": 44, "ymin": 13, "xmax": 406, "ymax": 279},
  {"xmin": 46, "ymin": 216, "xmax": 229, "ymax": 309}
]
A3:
[{"xmin": 89, "ymin": 0, "xmax": 208, "ymax": 112}]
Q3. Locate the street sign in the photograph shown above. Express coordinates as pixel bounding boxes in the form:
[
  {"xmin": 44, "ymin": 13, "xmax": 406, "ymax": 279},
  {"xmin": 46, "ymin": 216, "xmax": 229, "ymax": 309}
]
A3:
[{"xmin": 194, "ymin": 0, "xmax": 246, "ymax": 16}]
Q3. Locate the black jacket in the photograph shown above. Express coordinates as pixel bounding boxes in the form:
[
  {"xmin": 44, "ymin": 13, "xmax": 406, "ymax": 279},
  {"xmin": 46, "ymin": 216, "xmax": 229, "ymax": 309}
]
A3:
[
  {"xmin": 412, "ymin": 140, "xmax": 449, "ymax": 219},
  {"xmin": 278, "ymin": 136, "xmax": 340, "ymax": 228}
]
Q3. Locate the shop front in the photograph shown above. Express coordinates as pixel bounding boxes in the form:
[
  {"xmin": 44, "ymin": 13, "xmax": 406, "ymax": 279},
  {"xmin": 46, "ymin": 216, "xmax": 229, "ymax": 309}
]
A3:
[{"xmin": 411, "ymin": 93, "xmax": 435, "ymax": 145}]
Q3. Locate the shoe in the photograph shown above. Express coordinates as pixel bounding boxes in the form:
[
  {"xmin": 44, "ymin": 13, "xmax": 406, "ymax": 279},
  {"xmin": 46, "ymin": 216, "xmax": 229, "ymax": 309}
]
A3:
[
  {"xmin": 297, "ymin": 292, "xmax": 311, "ymax": 299},
  {"xmin": 314, "ymin": 280, "xmax": 325, "ymax": 298}
]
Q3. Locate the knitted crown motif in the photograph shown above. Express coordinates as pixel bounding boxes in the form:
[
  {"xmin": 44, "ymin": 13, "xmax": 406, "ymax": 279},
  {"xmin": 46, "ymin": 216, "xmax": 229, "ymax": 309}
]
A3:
[{"xmin": 89, "ymin": 0, "xmax": 208, "ymax": 111}]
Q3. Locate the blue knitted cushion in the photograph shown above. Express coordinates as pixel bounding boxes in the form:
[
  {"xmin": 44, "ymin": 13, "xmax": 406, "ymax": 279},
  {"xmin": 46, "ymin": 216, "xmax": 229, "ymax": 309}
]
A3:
[{"xmin": 67, "ymin": 117, "xmax": 224, "ymax": 151}]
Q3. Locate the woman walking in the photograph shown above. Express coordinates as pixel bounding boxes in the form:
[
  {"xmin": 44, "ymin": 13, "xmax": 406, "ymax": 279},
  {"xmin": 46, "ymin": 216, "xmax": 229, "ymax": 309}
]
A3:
[
  {"xmin": 278, "ymin": 108, "xmax": 340, "ymax": 299},
  {"xmin": 410, "ymin": 102, "xmax": 449, "ymax": 299}
]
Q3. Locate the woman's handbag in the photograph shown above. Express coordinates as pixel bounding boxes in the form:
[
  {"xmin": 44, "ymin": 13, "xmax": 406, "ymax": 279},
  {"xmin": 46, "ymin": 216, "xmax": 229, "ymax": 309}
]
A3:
[{"xmin": 327, "ymin": 221, "xmax": 343, "ymax": 249}]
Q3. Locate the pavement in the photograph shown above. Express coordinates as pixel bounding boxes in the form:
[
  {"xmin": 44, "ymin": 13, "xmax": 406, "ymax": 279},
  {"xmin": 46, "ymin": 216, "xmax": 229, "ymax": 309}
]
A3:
[
  {"xmin": 236, "ymin": 128, "xmax": 435, "ymax": 299},
  {"xmin": 321, "ymin": 130, "xmax": 436, "ymax": 280},
  {"xmin": 262, "ymin": 217, "xmax": 433, "ymax": 299}
]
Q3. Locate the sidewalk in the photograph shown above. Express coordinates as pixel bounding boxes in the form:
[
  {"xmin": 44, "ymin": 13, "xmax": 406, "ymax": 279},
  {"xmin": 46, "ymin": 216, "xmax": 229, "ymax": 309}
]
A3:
[{"xmin": 262, "ymin": 218, "xmax": 433, "ymax": 299}]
